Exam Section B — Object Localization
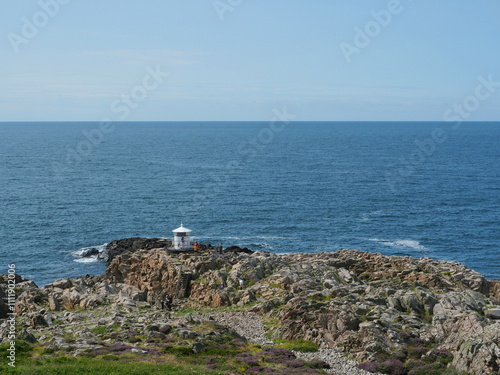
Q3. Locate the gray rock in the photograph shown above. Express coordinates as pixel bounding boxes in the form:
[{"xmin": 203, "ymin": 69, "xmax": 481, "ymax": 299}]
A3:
[
  {"xmin": 30, "ymin": 313, "xmax": 48, "ymax": 327},
  {"xmin": 192, "ymin": 342, "xmax": 206, "ymax": 353},
  {"xmin": 485, "ymin": 309, "xmax": 500, "ymax": 320},
  {"xmin": 159, "ymin": 324, "xmax": 172, "ymax": 334},
  {"xmin": 401, "ymin": 292, "xmax": 424, "ymax": 315},
  {"xmin": 18, "ymin": 330, "xmax": 37, "ymax": 343},
  {"xmin": 52, "ymin": 279, "xmax": 73, "ymax": 289},
  {"xmin": 179, "ymin": 330, "xmax": 198, "ymax": 339},
  {"xmin": 147, "ymin": 324, "xmax": 159, "ymax": 332},
  {"xmin": 48, "ymin": 295, "xmax": 60, "ymax": 311},
  {"xmin": 61, "ymin": 290, "xmax": 82, "ymax": 310}
]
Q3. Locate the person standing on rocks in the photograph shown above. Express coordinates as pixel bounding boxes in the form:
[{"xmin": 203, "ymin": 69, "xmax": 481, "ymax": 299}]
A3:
[
  {"xmin": 239, "ymin": 279, "xmax": 244, "ymax": 289},
  {"xmin": 163, "ymin": 294, "xmax": 173, "ymax": 310}
]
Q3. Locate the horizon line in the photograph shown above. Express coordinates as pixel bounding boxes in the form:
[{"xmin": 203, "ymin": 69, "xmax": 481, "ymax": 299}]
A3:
[{"xmin": 0, "ymin": 120, "xmax": 499, "ymax": 124}]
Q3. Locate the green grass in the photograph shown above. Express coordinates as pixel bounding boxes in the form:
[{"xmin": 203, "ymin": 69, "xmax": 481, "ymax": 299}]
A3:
[
  {"xmin": 90, "ymin": 326, "xmax": 107, "ymax": 334},
  {"xmin": 268, "ymin": 283, "xmax": 282, "ymax": 289},
  {"xmin": 175, "ymin": 301, "xmax": 257, "ymax": 316},
  {"xmin": 3, "ymin": 357, "xmax": 224, "ymax": 375},
  {"xmin": 275, "ymin": 339, "xmax": 319, "ymax": 352}
]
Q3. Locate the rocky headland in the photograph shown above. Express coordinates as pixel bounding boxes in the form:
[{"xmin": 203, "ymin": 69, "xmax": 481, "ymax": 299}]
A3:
[{"xmin": 1, "ymin": 238, "xmax": 499, "ymax": 375}]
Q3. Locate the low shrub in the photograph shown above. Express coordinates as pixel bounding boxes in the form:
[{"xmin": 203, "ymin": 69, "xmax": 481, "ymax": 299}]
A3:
[
  {"xmin": 358, "ymin": 361, "xmax": 378, "ymax": 373},
  {"xmin": 275, "ymin": 339, "xmax": 319, "ymax": 352},
  {"xmin": 376, "ymin": 359, "xmax": 406, "ymax": 375}
]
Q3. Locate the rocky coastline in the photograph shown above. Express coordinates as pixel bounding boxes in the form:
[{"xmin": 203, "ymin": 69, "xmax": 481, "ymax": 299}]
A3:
[{"xmin": 1, "ymin": 238, "xmax": 499, "ymax": 374}]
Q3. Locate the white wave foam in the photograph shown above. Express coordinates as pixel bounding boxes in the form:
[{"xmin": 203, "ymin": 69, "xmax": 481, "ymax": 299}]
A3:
[
  {"xmin": 368, "ymin": 238, "xmax": 425, "ymax": 250},
  {"xmin": 74, "ymin": 257, "xmax": 99, "ymax": 263},
  {"xmin": 359, "ymin": 210, "xmax": 384, "ymax": 221},
  {"xmin": 71, "ymin": 243, "xmax": 108, "ymax": 263}
]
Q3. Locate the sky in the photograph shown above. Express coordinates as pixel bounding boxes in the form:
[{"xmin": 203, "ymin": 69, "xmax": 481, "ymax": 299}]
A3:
[{"xmin": 1, "ymin": 0, "xmax": 500, "ymax": 121}]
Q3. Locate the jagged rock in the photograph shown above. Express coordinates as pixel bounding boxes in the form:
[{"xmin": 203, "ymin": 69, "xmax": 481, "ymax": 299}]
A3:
[
  {"xmin": 115, "ymin": 291, "xmax": 138, "ymax": 311},
  {"xmin": 119, "ymin": 284, "xmax": 146, "ymax": 301},
  {"xmin": 400, "ymin": 292, "xmax": 425, "ymax": 315},
  {"xmin": 100, "ymin": 237, "xmax": 172, "ymax": 263},
  {"xmin": 414, "ymin": 287, "xmax": 439, "ymax": 314},
  {"xmin": 159, "ymin": 324, "xmax": 172, "ymax": 334},
  {"xmin": 184, "ymin": 314, "xmax": 201, "ymax": 324},
  {"xmin": 79, "ymin": 295, "xmax": 104, "ymax": 309},
  {"xmin": 486, "ymin": 309, "xmax": 500, "ymax": 320},
  {"xmin": 490, "ymin": 281, "xmax": 500, "ymax": 303},
  {"xmin": 2, "ymin": 244, "xmax": 498, "ymax": 375},
  {"xmin": 51, "ymin": 279, "xmax": 73, "ymax": 289},
  {"xmin": 179, "ymin": 330, "xmax": 198, "ymax": 339},
  {"xmin": 81, "ymin": 248, "xmax": 100, "ymax": 258},
  {"xmin": 64, "ymin": 312, "xmax": 79, "ymax": 323},
  {"xmin": 48, "ymin": 295, "xmax": 61, "ymax": 311},
  {"xmin": 18, "ymin": 330, "xmax": 37, "ymax": 343},
  {"xmin": 192, "ymin": 341, "xmax": 206, "ymax": 353},
  {"xmin": 447, "ymin": 315, "xmax": 500, "ymax": 374},
  {"xmin": 30, "ymin": 313, "xmax": 48, "ymax": 327},
  {"xmin": 0, "ymin": 275, "xmax": 40, "ymax": 317},
  {"xmin": 61, "ymin": 290, "xmax": 82, "ymax": 310},
  {"xmin": 0, "ymin": 288, "xmax": 9, "ymax": 319},
  {"xmin": 224, "ymin": 246, "xmax": 253, "ymax": 254},
  {"xmin": 15, "ymin": 289, "xmax": 48, "ymax": 315}
]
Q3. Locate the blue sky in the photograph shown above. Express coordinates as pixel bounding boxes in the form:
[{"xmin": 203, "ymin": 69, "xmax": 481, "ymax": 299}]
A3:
[{"xmin": 1, "ymin": 0, "xmax": 500, "ymax": 121}]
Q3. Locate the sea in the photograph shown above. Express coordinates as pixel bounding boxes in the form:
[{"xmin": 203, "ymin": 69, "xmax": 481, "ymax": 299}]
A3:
[{"xmin": 0, "ymin": 122, "xmax": 498, "ymax": 286}]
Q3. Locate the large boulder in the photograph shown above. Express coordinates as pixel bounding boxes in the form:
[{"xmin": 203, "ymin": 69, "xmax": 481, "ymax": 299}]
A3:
[
  {"xmin": 0, "ymin": 275, "xmax": 40, "ymax": 317},
  {"xmin": 224, "ymin": 246, "xmax": 254, "ymax": 254}
]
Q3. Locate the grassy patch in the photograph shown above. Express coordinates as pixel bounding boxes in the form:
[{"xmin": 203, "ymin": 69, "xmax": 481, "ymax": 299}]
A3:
[
  {"xmin": 275, "ymin": 339, "xmax": 319, "ymax": 352},
  {"xmin": 90, "ymin": 326, "xmax": 107, "ymax": 335},
  {"xmin": 262, "ymin": 316, "xmax": 280, "ymax": 339},
  {"xmin": 9, "ymin": 357, "xmax": 224, "ymax": 375},
  {"xmin": 306, "ymin": 294, "xmax": 332, "ymax": 302},
  {"xmin": 268, "ymin": 283, "xmax": 282, "ymax": 289},
  {"xmin": 0, "ymin": 340, "xmax": 34, "ymax": 365}
]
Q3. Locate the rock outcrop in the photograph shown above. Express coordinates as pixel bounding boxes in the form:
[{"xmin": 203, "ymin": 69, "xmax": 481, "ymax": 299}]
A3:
[
  {"xmin": 103, "ymin": 248, "xmax": 500, "ymax": 374},
  {"xmin": 2, "ymin": 244, "xmax": 499, "ymax": 375},
  {"xmin": 99, "ymin": 237, "xmax": 172, "ymax": 263},
  {"xmin": 0, "ymin": 274, "xmax": 38, "ymax": 319}
]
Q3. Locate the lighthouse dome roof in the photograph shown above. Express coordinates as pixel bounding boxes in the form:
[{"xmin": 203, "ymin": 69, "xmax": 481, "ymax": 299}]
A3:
[{"xmin": 173, "ymin": 224, "xmax": 192, "ymax": 233}]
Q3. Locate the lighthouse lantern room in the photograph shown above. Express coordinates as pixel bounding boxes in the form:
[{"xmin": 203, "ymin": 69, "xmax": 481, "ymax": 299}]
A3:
[{"xmin": 172, "ymin": 224, "xmax": 192, "ymax": 250}]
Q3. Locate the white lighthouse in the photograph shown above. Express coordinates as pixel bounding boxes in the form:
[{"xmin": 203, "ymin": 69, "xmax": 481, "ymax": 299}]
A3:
[{"xmin": 172, "ymin": 224, "xmax": 192, "ymax": 250}]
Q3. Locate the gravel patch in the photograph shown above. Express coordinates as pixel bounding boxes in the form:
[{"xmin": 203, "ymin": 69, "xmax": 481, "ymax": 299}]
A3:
[
  {"xmin": 208, "ymin": 311, "xmax": 380, "ymax": 375},
  {"xmin": 209, "ymin": 311, "xmax": 274, "ymax": 346},
  {"xmin": 294, "ymin": 348, "xmax": 380, "ymax": 375}
]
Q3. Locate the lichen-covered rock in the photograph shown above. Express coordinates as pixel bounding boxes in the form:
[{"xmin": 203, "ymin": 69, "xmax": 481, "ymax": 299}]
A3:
[{"xmin": 486, "ymin": 309, "xmax": 500, "ymax": 320}]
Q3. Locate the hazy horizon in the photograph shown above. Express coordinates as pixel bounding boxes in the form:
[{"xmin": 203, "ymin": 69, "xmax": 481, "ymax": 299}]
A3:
[{"xmin": 1, "ymin": 1, "xmax": 500, "ymax": 122}]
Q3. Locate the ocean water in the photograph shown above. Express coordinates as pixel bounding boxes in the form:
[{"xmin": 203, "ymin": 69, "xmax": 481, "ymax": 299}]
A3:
[{"xmin": 0, "ymin": 122, "xmax": 498, "ymax": 286}]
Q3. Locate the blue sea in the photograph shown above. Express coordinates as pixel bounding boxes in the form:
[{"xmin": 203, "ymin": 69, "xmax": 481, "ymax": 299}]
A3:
[{"xmin": 0, "ymin": 122, "xmax": 498, "ymax": 286}]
